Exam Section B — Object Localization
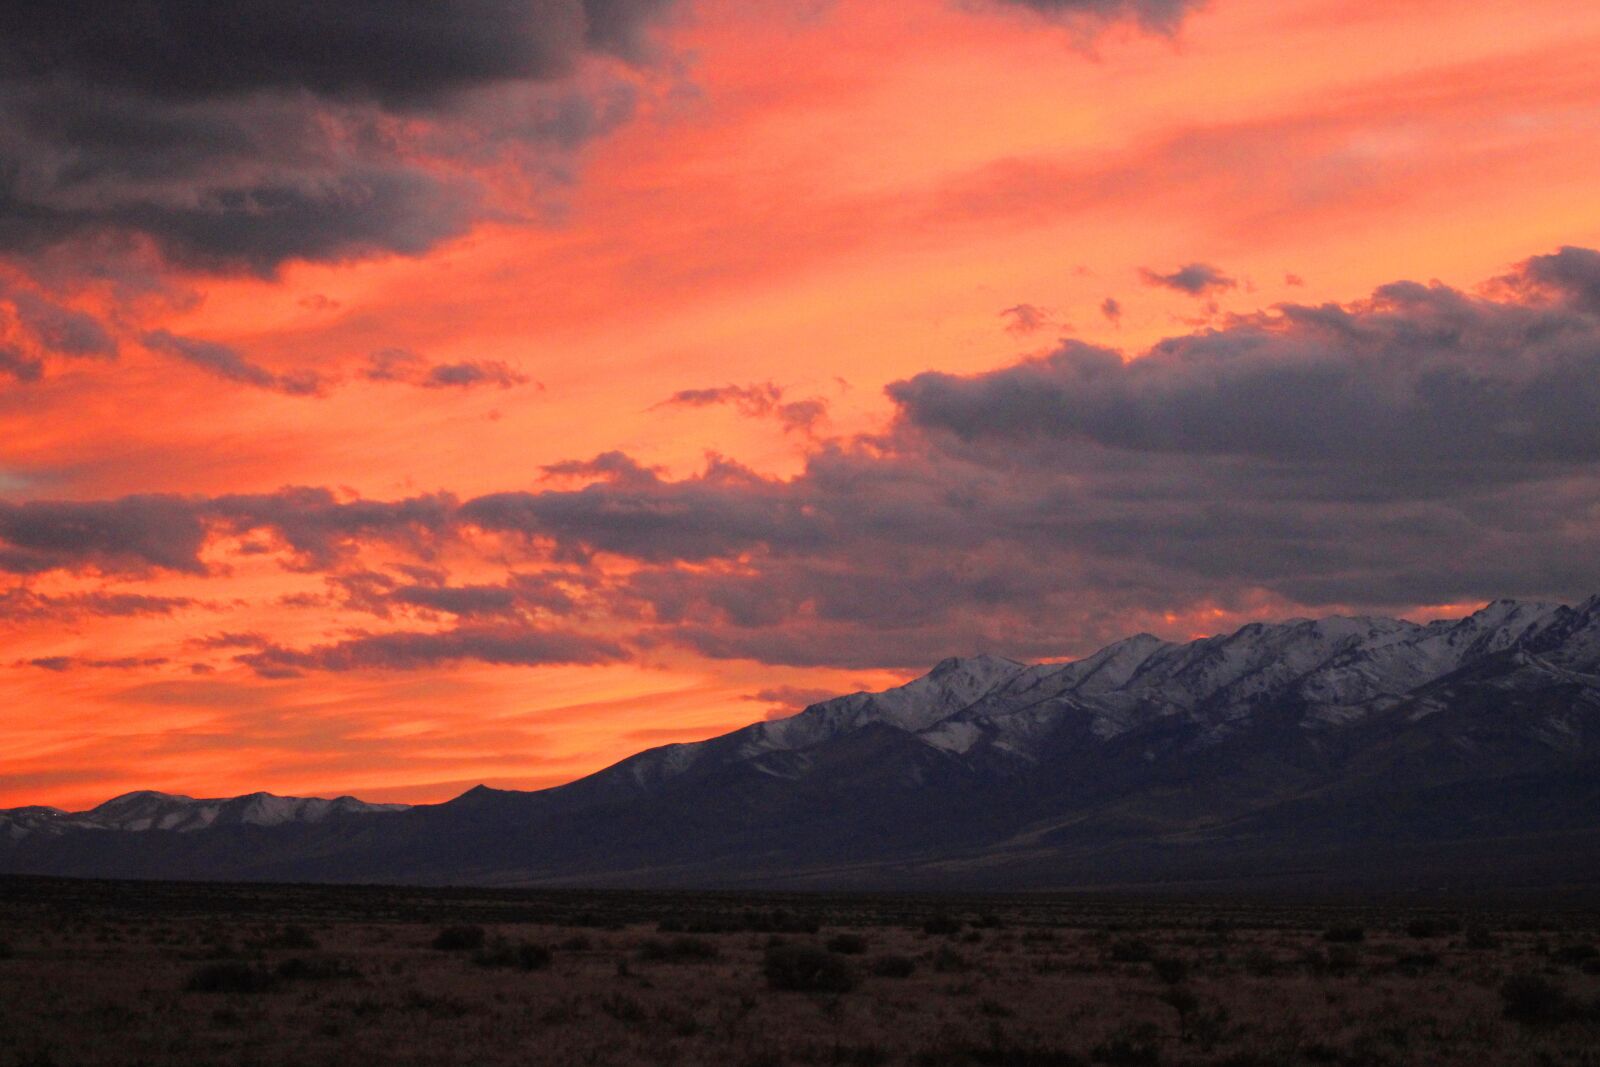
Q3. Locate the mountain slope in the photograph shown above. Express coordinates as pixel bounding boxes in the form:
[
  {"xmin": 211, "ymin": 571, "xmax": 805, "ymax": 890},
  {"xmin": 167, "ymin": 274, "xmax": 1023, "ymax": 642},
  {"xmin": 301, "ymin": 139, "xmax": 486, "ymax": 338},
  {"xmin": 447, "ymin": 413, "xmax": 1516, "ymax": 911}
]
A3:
[{"xmin": 3, "ymin": 596, "xmax": 1598, "ymax": 891}]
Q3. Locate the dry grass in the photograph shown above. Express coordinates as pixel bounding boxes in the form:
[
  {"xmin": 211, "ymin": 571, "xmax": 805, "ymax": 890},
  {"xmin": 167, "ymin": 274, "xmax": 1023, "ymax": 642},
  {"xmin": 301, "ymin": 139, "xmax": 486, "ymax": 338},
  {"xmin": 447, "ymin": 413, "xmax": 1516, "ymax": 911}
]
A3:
[{"xmin": 0, "ymin": 878, "xmax": 1597, "ymax": 1066}]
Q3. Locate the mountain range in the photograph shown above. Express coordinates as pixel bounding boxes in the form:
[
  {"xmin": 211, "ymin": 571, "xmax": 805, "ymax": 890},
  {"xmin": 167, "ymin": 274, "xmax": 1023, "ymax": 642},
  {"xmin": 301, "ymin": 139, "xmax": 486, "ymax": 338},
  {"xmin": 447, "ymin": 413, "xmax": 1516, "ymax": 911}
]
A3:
[
  {"xmin": 0, "ymin": 791, "xmax": 406, "ymax": 842},
  {"xmin": 4, "ymin": 596, "xmax": 1599, "ymax": 892}
]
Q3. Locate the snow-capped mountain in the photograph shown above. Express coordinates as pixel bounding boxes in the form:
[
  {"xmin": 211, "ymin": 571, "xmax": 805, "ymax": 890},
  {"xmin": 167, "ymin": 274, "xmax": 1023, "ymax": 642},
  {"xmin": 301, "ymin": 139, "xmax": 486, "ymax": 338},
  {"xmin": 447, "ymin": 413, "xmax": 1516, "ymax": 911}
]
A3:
[
  {"xmin": 3, "ymin": 595, "xmax": 1598, "ymax": 890},
  {"xmin": 0, "ymin": 790, "xmax": 408, "ymax": 842},
  {"xmin": 589, "ymin": 596, "xmax": 1598, "ymax": 791}
]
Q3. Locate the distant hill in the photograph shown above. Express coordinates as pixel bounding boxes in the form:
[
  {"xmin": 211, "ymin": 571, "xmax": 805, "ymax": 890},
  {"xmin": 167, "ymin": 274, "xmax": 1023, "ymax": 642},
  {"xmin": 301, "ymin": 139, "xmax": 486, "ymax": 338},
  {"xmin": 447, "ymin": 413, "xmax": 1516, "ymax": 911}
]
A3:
[
  {"xmin": 4, "ymin": 596, "xmax": 1599, "ymax": 892},
  {"xmin": 1, "ymin": 791, "xmax": 407, "ymax": 841}
]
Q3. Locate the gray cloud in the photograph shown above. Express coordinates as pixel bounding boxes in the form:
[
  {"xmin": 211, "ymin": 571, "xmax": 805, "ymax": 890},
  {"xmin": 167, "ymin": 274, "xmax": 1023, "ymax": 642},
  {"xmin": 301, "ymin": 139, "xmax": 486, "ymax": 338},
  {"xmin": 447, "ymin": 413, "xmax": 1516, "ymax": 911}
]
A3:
[
  {"xmin": 0, "ymin": 488, "xmax": 456, "ymax": 576},
  {"xmin": 654, "ymin": 382, "xmax": 828, "ymax": 434},
  {"xmin": 8, "ymin": 290, "xmax": 116, "ymax": 357},
  {"xmin": 988, "ymin": 0, "xmax": 1206, "ymax": 32},
  {"xmin": 425, "ymin": 361, "xmax": 530, "ymax": 390},
  {"xmin": 0, "ymin": 588, "xmax": 196, "ymax": 622},
  {"xmin": 0, "ymin": 1, "xmax": 678, "ymax": 274},
  {"xmin": 1138, "ymin": 261, "xmax": 1236, "ymax": 296},
  {"xmin": 363, "ymin": 348, "xmax": 531, "ymax": 390},
  {"xmin": 143, "ymin": 329, "xmax": 326, "ymax": 396},
  {"xmin": 0, "ymin": 495, "xmax": 210, "ymax": 576},
  {"xmin": 237, "ymin": 625, "xmax": 627, "ymax": 676},
  {"xmin": 1494, "ymin": 245, "xmax": 1600, "ymax": 313},
  {"xmin": 0, "ymin": 2, "xmax": 666, "ymax": 106},
  {"xmin": 209, "ymin": 488, "xmax": 457, "ymax": 572},
  {"xmin": 0, "ymin": 284, "xmax": 117, "ymax": 381},
  {"xmin": 6, "ymin": 248, "xmax": 1600, "ymax": 669},
  {"xmin": 23, "ymin": 655, "xmax": 169, "ymax": 672},
  {"xmin": 890, "ymin": 278, "xmax": 1600, "ymax": 468},
  {"xmin": 453, "ymin": 249, "xmax": 1600, "ymax": 664},
  {"xmin": 1000, "ymin": 303, "xmax": 1050, "ymax": 335},
  {"xmin": 0, "ymin": 346, "xmax": 43, "ymax": 382}
]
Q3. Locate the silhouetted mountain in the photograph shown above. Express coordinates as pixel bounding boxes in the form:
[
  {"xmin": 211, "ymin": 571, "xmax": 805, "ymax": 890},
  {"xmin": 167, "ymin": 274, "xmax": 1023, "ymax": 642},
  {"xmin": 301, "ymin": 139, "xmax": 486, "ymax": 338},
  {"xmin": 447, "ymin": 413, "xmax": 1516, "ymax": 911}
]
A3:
[{"xmin": 4, "ymin": 597, "xmax": 1598, "ymax": 892}]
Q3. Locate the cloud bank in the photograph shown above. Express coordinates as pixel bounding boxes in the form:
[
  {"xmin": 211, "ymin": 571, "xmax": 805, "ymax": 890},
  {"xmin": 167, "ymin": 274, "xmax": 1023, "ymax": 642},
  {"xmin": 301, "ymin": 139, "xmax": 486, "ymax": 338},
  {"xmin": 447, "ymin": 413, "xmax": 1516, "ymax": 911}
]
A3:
[{"xmin": 4, "ymin": 248, "xmax": 1599, "ymax": 670}]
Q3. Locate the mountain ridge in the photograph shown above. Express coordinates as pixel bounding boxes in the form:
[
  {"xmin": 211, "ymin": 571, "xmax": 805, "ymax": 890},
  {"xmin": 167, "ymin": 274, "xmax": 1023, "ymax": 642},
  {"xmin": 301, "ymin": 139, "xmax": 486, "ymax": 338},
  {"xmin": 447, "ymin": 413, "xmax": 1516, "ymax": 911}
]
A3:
[
  {"xmin": 1, "ymin": 790, "xmax": 408, "ymax": 841},
  {"xmin": 4, "ymin": 595, "xmax": 1598, "ymax": 891}
]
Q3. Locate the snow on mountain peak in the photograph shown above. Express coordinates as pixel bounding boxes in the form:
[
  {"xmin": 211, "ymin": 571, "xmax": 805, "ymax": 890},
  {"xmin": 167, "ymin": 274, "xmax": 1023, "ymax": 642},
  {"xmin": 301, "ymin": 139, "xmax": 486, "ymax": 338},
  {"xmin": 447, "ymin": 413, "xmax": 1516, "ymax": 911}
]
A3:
[
  {"xmin": 601, "ymin": 595, "xmax": 1600, "ymax": 789},
  {"xmin": 0, "ymin": 790, "xmax": 410, "ymax": 839}
]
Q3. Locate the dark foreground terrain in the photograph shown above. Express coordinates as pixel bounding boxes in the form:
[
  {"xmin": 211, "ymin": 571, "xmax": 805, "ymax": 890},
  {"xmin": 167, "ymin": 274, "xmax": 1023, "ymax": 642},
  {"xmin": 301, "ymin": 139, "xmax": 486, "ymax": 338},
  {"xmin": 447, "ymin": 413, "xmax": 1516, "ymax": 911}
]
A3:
[{"xmin": 2, "ymin": 879, "xmax": 1599, "ymax": 1066}]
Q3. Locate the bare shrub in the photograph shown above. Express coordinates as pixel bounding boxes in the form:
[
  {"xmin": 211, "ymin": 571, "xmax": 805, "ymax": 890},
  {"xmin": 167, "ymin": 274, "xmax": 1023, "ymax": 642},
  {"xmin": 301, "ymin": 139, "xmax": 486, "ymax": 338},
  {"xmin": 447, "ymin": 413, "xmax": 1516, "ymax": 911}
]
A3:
[
  {"xmin": 598, "ymin": 991, "xmax": 647, "ymax": 1023},
  {"xmin": 1501, "ymin": 974, "xmax": 1573, "ymax": 1025},
  {"xmin": 1405, "ymin": 917, "xmax": 1461, "ymax": 939},
  {"xmin": 828, "ymin": 933, "xmax": 869, "ymax": 955},
  {"xmin": 638, "ymin": 936, "xmax": 719, "ymax": 963},
  {"xmin": 264, "ymin": 924, "xmax": 318, "ymax": 949},
  {"xmin": 1090, "ymin": 1022, "xmax": 1163, "ymax": 1066},
  {"xmin": 1152, "ymin": 957, "xmax": 1188, "ymax": 984},
  {"xmin": 185, "ymin": 961, "xmax": 275, "ymax": 994},
  {"xmin": 764, "ymin": 943, "xmax": 857, "ymax": 993},
  {"xmin": 870, "ymin": 954, "xmax": 916, "ymax": 978},
  {"xmin": 274, "ymin": 956, "xmax": 360, "ymax": 981},
  {"xmin": 1551, "ymin": 942, "xmax": 1598, "ymax": 967},
  {"xmin": 431, "ymin": 925, "xmax": 486, "ymax": 951},
  {"xmin": 1107, "ymin": 938, "xmax": 1153, "ymax": 963},
  {"xmin": 472, "ymin": 939, "xmax": 552, "ymax": 971}
]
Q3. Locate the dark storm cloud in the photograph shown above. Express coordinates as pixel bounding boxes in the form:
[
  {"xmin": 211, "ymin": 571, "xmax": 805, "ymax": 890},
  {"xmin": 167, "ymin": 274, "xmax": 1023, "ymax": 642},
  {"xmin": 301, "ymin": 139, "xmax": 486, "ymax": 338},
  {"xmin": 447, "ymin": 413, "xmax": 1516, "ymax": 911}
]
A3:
[
  {"xmin": 1138, "ymin": 261, "xmax": 1237, "ymax": 296},
  {"xmin": 0, "ymin": 2, "xmax": 662, "ymax": 105},
  {"xmin": 236, "ymin": 625, "xmax": 627, "ymax": 676},
  {"xmin": 0, "ymin": 1, "xmax": 677, "ymax": 272},
  {"xmin": 988, "ymin": 0, "xmax": 1206, "ymax": 32},
  {"xmin": 143, "ymin": 330, "xmax": 326, "ymax": 396}
]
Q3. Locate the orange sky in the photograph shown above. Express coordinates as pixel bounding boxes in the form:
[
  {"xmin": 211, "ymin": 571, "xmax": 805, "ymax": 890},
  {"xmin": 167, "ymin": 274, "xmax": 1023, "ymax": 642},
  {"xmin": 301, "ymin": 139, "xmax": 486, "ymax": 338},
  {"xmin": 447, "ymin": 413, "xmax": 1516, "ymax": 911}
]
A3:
[{"xmin": 4, "ymin": 0, "xmax": 1600, "ymax": 810}]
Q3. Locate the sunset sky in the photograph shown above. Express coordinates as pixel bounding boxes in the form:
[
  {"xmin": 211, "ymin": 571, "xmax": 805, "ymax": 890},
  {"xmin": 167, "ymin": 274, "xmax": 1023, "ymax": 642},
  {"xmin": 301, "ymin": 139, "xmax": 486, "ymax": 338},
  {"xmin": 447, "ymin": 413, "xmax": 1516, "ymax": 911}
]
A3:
[{"xmin": 4, "ymin": 0, "xmax": 1600, "ymax": 810}]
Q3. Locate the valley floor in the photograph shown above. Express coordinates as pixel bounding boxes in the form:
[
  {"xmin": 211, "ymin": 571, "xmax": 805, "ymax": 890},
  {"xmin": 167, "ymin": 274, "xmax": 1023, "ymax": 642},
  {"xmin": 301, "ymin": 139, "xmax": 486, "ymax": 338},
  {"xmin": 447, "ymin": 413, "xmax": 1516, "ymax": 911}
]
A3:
[{"xmin": 1, "ymin": 878, "xmax": 1597, "ymax": 1066}]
